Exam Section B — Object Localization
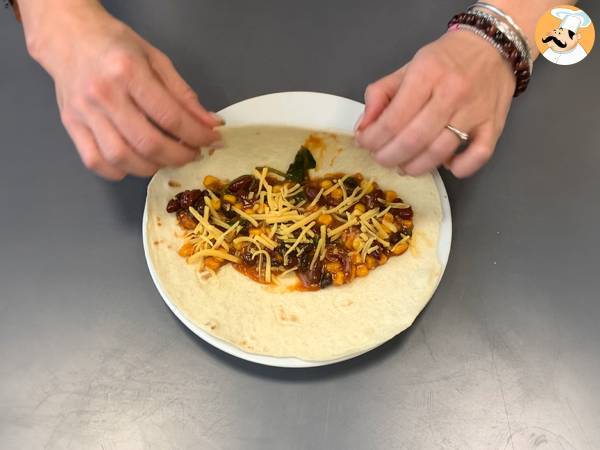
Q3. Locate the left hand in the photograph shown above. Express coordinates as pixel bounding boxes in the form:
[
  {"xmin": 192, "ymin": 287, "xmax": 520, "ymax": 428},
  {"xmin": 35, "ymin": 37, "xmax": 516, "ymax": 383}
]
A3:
[{"xmin": 355, "ymin": 29, "xmax": 516, "ymax": 178}]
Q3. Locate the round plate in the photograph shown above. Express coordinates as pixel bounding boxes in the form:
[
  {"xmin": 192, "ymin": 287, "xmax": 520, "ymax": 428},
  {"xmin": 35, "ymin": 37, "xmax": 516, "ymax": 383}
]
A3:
[{"xmin": 143, "ymin": 91, "xmax": 452, "ymax": 368}]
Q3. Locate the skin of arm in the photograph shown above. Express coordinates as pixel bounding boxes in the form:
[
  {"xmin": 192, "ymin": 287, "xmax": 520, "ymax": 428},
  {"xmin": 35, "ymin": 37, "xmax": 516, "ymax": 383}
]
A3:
[
  {"xmin": 17, "ymin": 0, "xmax": 222, "ymax": 180},
  {"xmin": 356, "ymin": 0, "xmax": 576, "ymax": 178}
]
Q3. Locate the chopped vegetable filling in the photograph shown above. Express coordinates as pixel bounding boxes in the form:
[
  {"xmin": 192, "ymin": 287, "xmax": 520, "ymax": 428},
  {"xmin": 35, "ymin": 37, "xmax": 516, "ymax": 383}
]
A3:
[{"xmin": 166, "ymin": 147, "xmax": 414, "ymax": 290}]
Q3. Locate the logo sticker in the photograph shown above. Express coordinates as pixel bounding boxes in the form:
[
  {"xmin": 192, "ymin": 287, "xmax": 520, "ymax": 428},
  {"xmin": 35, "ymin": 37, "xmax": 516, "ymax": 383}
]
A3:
[{"xmin": 535, "ymin": 5, "xmax": 595, "ymax": 65}]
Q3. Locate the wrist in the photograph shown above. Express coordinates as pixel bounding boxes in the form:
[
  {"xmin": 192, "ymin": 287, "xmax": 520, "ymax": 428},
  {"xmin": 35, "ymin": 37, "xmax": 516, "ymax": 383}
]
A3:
[{"xmin": 19, "ymin": 0, "xmax": 106, "ymax": 68}]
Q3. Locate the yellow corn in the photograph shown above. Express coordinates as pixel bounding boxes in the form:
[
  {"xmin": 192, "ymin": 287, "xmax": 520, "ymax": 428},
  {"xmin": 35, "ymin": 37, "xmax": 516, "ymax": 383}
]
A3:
[
  {"xmin": 211, "ymin": 198, "xmax": 221, "ymax": 210},
  {"xmin": 178, "ymin": 242, "xmax": 194, "ymax": 257},
  {"xmin": 318, "ymin": 214, "xmax": 333, "ymax": 226},
  {"xmin": 223, "ymin": 194, "xmax": 236, "ymax": 204},
  {"xmin": 384, "ymin": 213, "xmax": 394, "ymax": 223},
  {"xmin": 385, "ymin": 190, "xmax": 397, "ymax": 202},
  {"xmin": 392, "ymin": 242, "xmax": 409, "ymax": 255},
  {"xmin": 333, "ymin": 272, "xmax": 345, "ymax": 285},
  {"xmin": 326, "ymin": 261, "xmax": 342, "ymax": 273},
  {"xmin": 204, "ymin": 257, "xmax": 222, "ymax": 271},
  {"xmin": 320, "ymin": 179, "xmax": 333, "ymax": 189},
  {"xmin": 203, "ymin": 175, "xmax": 219, "ymax": 188},
  {"xmin": 353, "ymin": 203, "xmax": 366, "ymax": 215},
  {"xmin": 331, "ymin": 188, "xmax": 343, "ymax": 200},
  {"xmin": 366, "ymin": 255, "xmax": 377, "ymax": 269},
  {"xmin": 352, "ymin": 237, "xmax": 362, "ymax": 251},
  {"xmin": 356, "ymin": 264, "xmax": 368, "ymax": 277}
]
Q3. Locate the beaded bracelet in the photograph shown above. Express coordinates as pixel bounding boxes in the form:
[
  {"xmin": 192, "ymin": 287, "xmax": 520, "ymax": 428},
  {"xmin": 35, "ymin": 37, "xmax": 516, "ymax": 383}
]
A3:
[
  {"xmin": 448, "ymin": 11, "xmax": 531, "ymax": 97},
  {"xmin": 4, "ymin": 0, "xmax": 20, "ymax": 21}
]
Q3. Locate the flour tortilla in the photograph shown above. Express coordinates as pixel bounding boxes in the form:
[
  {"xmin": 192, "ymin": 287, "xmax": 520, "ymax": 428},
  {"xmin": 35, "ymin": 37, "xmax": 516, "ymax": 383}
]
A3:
[{"xmin": 146, "ymin": 126, "xmax": 442, "ymax": 361}]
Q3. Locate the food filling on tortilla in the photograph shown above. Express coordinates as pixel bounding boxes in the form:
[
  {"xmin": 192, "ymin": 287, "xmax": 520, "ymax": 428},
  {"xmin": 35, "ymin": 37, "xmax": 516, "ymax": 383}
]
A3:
[{"xmin": 165, "ymin": 146, "xmax": 414, "ymax": 290}]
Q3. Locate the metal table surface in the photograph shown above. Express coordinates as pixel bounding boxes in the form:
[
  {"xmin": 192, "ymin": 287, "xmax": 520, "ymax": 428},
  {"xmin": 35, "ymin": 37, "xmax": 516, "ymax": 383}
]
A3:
[{"xmin": 1, "ymin": 1, "xmax": 599, "ymax": 449}]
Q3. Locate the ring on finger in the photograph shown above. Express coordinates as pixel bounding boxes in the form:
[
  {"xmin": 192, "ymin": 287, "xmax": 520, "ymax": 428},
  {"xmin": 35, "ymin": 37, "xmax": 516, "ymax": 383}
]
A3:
[{"xmin": 445, "ymin": 124, "xmax": 470, "ymax": 142}]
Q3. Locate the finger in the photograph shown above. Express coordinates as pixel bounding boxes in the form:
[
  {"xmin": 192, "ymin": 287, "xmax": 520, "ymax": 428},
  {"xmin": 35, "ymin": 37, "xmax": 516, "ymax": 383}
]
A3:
[
  {"xmin": 102, "ymin": 94, "xmax": 198, "ymax": 167},
  {"xmin": 147, "ymin": 47, "xmax": 224, "ymax": 128},
  {"xmin": 356, "ymin": 68, "xmax": 406, "ymax": 132},
  {"xmin": 446, "ymin": 123, "xmax": 498, "ymax": 178},
  {"xmin": 372, "ymin": 84, "xmax": 459, "ymax": 167},
  {"xmin": 401, "ymin": 128, "xmax": 461, "ymax": 176},
  {"xmin": 357, "ymin": 67, "xmax": 434, "ymax": 152},
  {"xmin": 129, "ymin": 62, "xmax": 220, "ymax": 148},
  {"xmin": 62, "ymin": 117, "xmax": 126, "ymax": 181},
  {"xmin": 87, "ymin": 110, "xmax": 160, "ymax": 177}
]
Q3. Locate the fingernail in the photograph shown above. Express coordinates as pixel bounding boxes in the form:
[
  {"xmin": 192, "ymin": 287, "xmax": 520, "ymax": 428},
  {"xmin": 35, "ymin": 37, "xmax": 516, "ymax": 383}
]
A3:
[
  {"xmin": 353, "ymin": 113, "xmax": 364, "ymax": 132},
  {"xmin": 209, "ymin": 112, "xmax": 226, "ymax": 125},
  {"xmin": 208, "ymin": 139, "xmax": 224, "ymax": 150}
]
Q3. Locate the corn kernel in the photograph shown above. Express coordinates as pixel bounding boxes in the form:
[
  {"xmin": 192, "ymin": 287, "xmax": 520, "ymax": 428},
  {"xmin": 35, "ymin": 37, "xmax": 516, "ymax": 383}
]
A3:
[
  {"xmin": 379, "ymin": 254, "xmax": 388, "ymax": 265},
  {"xmin": 385, "ymin": 191, "xmax": 397, "ymax": 202},
  {"xmin": 252, "ymin": 204, "xmax": 260, "ymax": 212},
  {"xmin": 320, "ymin": 179, "xmax": 333, "ymax": 189},
  {"xmin": 353, "ymin": 203, "xmax": 366, "ymax": 215},
  {"xmin": 223, "ymin": 194, "xmax": 236, "ymax": 204},
  {"xmin": 318, "ymin": 214, "xmax": 333, "ymax": 226},
  {"xmin": 356, "ymin": 264, "xmax": 369, "ymax": 277},
  {"xmin": 352, "ymin": 253, "xmax": 362, "ymax": 264},
  {"xmin": 361, "ymin": 180, "xmax": 373, "ymax": 194},
  {"xmin": 204, "ymin": 257, "xmax": 222, "ymax": 271},
  {"xmin": 384, "ymin": 213, "xmax": 394, "ymax": 223},
  {"xmin": 326, "ymin": 261, "xmax": 342, "ymax": 273},
  {"xmin": 249, "ymin": 228, "xmax": 261, "ymax": 236},
  {"xmin": 273, "ymin": 185, "xmax": 282, "ymax": 193},
  {"xmin": 178, "ymin": 242, "xmax": 194, "ymax": 257},
  {"xmin": 234, "ymin": 202, "xmax": 242, "ymax": 210},
  {"xmin": 233, "ymin": 240, "xmax": 244, "ymax": 250},
  {"xmin": 344, "ymin": 234, "xmax": 355, "ymax": 250},
  {"xmin": 352, "ymin": 237, "xmax": 362, "ymax": 251},
  {"xmin": 211, "ymin": 198, "xmax": 221, "ymax": 210},
  {"xmin": 203, "ymin": 175, "xmax": 219, "ymax": 188},
  {"xmin": 331, "ymin": 188, "xmax": 343, "ymax": 200},
  {"xmin": 392, "ymin": 241, "xmax": 409, "ymax": 255},
  {"xmin": 366, "ymin": 255, "xmax": 377, "ymax": 269},
  {"xmin": 333, "ymin": 272, "xmax": 345, "ymax": 285}
]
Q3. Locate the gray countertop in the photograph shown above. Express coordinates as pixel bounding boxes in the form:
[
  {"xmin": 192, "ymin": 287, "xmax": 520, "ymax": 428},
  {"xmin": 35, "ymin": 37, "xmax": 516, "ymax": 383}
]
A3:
[{"xmin": 1, "ymin": 1, "xmax": 600, "ymax": 449}]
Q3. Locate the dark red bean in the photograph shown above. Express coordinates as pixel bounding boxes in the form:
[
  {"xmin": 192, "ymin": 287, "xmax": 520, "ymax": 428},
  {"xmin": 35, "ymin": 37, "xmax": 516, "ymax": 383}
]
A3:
[
  {"xmin": 180, "ymin": 190, "xmax": 203, "ymax": 210},
  {"xmin": 228, "ymin": 175, "xmax": 256, "ymax": 194},
  {"xmin": 166, "ymin": 198, "xmax": 181, "ymax": 213},
  {"xmin": 304, "ymin": 183, "xmax": 321, "ymax": 201}
]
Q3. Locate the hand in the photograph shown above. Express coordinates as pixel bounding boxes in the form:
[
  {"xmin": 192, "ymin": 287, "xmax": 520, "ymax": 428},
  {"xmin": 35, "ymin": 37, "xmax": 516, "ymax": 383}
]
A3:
[
  {"xmin": 27, "ymin": 2, "xmax": 221, "ymax": 180},
  {"xmin": 355, "ymin": 30, "xmax": 516, "ymax": 178}
]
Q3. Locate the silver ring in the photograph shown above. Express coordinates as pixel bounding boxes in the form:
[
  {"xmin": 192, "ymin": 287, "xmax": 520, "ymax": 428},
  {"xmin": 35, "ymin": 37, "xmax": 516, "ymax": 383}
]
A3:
[{"xmin": 446, "ymin": 124, "xmax": 470, "ymax": 142}]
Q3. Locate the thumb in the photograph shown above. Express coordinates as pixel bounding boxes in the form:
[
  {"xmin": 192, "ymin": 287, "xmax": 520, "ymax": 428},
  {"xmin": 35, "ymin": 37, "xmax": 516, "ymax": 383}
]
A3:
[{"xmin": 356, "ymin": 67, "xmax": 406, "ymax": 132}]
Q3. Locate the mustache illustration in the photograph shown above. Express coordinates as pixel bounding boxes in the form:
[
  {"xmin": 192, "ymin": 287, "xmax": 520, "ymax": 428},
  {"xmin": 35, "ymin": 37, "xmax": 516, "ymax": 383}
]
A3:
[{"xmin": 542, "ymin": 35, "xmax": 567, "ymax": 48}]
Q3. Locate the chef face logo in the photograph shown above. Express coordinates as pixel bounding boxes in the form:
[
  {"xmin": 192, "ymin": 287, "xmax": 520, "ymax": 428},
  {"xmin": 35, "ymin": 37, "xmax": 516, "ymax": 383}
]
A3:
[
  {"xmin": 535, "ymin": 5, "xmax": 595, "ymax": 65},
  {"xmin": 542, "ymin": 27, "xmax": 579, "ymax": 52}
]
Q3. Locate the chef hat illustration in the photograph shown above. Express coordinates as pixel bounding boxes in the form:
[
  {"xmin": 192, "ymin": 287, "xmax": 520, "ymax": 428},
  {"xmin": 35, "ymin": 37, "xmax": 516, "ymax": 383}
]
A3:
[{"xmin": 551, "ymin": 8, "xmax": 592, "ymax": 33}]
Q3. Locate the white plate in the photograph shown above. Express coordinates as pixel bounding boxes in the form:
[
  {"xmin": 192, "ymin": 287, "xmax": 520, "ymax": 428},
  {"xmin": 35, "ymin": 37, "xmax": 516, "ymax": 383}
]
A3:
[{"xmin": 143, "ymin": 91, "xmax": 452, "ymax": 368}]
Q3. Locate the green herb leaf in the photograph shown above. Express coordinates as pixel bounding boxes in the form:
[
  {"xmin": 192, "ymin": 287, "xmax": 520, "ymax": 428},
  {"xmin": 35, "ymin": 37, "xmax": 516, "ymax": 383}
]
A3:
[
  {"xmin": 255, "ymin": 166, "xmax": 288, "ymax": 179},
  {"xmin": 285, "ymin": 146, "xmax": 316, "ymax": 183}
]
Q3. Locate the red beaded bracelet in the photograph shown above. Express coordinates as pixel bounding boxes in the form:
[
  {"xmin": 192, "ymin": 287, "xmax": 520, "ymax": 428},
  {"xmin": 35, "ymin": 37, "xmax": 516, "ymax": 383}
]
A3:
[{"xmin": 448, "ymin": 12, "xmax": 531, "ymax": 97}]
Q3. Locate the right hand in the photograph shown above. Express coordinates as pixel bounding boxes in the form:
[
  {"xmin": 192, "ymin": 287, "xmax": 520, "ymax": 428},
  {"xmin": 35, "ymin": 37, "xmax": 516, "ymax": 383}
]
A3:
[{"xmin": 27, "ymin": 2, "xmax": 222, "ymax": 180}]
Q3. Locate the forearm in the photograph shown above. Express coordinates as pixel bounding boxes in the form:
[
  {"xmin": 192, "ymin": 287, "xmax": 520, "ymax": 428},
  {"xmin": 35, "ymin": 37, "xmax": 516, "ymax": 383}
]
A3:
[{"xmin": 483, "ymin": 0, "xmax": 577, "ymax": 58}]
